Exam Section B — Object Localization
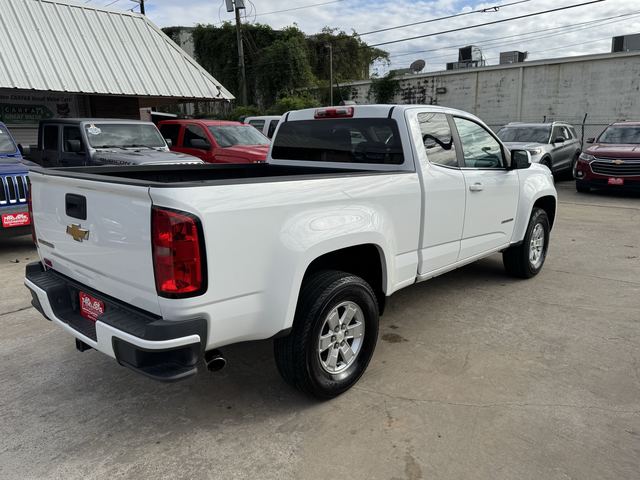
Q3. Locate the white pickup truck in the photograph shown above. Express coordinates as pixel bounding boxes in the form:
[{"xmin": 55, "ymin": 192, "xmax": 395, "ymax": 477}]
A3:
[{"xmin": 25, "ymin": 105, "xmax": 556, "ymax": 399}]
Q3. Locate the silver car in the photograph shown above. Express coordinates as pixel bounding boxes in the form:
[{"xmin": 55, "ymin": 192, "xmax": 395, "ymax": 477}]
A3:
[{"xmin": 497, "ymin": 122, "xmax": 581, "ymax": 174}]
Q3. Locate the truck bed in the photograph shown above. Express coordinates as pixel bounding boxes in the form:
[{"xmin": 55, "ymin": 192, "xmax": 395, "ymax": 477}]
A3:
[{"xmin": 29, "ymin": 163, "xmax": 395, "ymax": 187}]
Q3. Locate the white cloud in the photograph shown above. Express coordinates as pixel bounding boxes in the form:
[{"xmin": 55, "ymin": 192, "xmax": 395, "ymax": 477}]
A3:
[{"xmin": 108, "ymin": 0, "xmax": 639, "ymax": 72}]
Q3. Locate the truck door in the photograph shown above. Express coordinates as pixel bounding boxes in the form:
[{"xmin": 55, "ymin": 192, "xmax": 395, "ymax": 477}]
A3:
[
  {"xmin": 413, "ymin": 112, "xmax": 466, "ymax": 274},
  {"xmin": 59, "ymin": 126, "xmax": 87, "ymax": 167},
  {"xmin": 41, "ymin": 124, "xmax": 61, "ymax": 167},
  {"xmin": 452, "ymin": 116, "xmax": 519, "ymax": 260}
]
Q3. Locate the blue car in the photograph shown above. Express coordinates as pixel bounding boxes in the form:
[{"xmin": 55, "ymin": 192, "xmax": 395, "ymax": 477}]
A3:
[{"xmin": 0, "ymin": 122, "xmax": 31, "ymax": 238}]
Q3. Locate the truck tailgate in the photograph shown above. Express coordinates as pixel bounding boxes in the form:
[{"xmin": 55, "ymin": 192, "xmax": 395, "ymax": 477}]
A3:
[{"xmin": 29, "ymin": 171, "xmax": 160, "ymax": 315}]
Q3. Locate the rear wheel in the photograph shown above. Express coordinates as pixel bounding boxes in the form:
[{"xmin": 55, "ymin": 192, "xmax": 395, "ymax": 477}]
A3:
[
  {"xmin": 503, "ymin": 208, "xmax": 550, "ymax": 278},
  {"xmin": 274, "ymin": 270, "xmax": 379, "ymax": 399}
]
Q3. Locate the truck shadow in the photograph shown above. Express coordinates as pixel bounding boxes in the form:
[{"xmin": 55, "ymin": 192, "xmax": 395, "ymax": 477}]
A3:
[{"xmin": 14, "ymin": 253, "xmax": 520, "ymax": 457}]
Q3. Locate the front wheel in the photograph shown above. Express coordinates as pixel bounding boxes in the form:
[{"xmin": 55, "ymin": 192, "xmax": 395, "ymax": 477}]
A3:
[
  {"xmin": 503, "ymin": 208, "xmax": 550, "ymax": 278},
  {"xmin": 274, "ymin": 270, "xmax": 379, "ymax": 399}
]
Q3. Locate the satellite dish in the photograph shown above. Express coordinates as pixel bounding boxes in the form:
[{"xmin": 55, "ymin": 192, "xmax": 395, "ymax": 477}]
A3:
[{"xmin": 410, "ymin": 59, "xmax": 426, "ymax": 73}]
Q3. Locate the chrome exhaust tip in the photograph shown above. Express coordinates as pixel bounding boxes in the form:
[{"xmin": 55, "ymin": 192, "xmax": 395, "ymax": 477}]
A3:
[{"xmin": 204, "ymin": 349, "xmax": 227, "ymax": 372}]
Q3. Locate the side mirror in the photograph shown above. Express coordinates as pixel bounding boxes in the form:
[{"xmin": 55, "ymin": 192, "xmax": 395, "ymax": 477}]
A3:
[
  {"xmin": 509, "ymin": 149, "xmax": 531, "ymax": 169},
  {"xmin": 553, "ymin": 136, "xmax": 565, "ymax": 144},
  {"xmin": 66, "ymin": 139, "xmax": 83, "ymax": 153},
  {"xmin": 586, "ymin": 137, "xmax": 595, "ymax": 144},
  {"xmin": 189, "ymin": 138, "xmax": 210, "ymax": 150},
  {"xmin": 165, "ymin": 138, "xmax": 173, "ymax": 147}
]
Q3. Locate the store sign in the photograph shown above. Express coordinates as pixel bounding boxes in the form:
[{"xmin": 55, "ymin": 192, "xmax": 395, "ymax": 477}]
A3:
[
  {"xmin": 0, "ymin": 91, "xmax": 78, "ymax": 125},
  {"xmin": 0, "ymin": 104, "xmax": 54, "ymax": 124}
]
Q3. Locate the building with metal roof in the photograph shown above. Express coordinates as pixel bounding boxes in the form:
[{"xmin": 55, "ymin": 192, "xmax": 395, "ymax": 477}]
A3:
[{"xmin": 0, "ymin": 0, "xmax": 234, "ymax": 144}]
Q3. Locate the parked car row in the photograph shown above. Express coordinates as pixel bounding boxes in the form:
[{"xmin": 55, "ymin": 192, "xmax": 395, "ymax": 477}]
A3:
[
  {"xmin": 496, "ymin": 120, "xmax": 639, "ymax": 193},
  {"xmin": 1, "ymin": 116, "xmax": 276, "ymax": 240}
]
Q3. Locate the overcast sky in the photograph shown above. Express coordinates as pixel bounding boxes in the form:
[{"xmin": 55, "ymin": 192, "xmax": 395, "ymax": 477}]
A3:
[{"xmin": 92, "ymin": 0, "xmax": 638, "ymax": 74}]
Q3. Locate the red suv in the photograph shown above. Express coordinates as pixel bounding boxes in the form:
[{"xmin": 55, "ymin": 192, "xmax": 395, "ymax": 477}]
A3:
[
  {"xmin": 158, "ymin": 120, "xmax": 270, "ymax": 164},
  {"xmin": 575, "ymin": 122, "xmax": 640, "ymax": 193}
]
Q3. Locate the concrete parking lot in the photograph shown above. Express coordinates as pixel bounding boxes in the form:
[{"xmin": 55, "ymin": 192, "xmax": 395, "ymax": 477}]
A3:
[{"xmin": 0, "ymin": 181, "xmax": 638, "ymax": 480}]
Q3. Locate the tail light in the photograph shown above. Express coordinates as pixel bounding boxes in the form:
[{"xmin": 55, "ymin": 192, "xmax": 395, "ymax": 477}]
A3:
[
  {"xmin": 314, "ymin": 107, "xmax": 354, "ymax": 119},
  {"xmin": 151, "ymin": 206, "xmax": 206, "ymax": 298},
  {"xmin": 26, "ymin": 177, "xmax": 36, "ymax": 244}
]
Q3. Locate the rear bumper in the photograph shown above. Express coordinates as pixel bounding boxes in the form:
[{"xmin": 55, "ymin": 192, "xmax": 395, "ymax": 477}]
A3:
[{"xmin": 24, "ymin": 262, "xmax": 207, "ymax": 381}]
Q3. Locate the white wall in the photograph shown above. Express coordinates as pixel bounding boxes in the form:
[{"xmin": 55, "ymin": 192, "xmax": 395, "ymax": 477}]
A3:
[{"xmin": 343, "ymin": 51, "xmax": 640, "ymax": 132}]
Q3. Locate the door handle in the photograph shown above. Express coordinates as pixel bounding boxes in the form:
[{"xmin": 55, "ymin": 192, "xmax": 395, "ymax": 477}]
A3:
[{"xmin": 469, "ymin": 183, "xmax": 483, "ymax": 192}]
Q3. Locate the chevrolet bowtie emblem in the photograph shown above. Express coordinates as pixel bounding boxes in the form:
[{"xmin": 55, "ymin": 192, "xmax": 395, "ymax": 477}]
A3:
[
  {"xmin": 613, "ymin": 159, "xmax": 625, "ymax": 165},
  {"xmin": 66, "ymin": 224, "xmax": 90, "ymax": 242}
]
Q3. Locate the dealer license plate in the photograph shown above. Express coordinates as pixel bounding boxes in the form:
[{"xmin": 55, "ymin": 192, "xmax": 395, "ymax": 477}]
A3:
[
  {"xmin": 608, "ymin": 177, "xmax": 624, "ymax": 185},
  {"xmin": 1, "ymin": 212, "xmax": 31, "ymax": 228},
  {"xmin": 79, "ymin": 291, "xmax": 105, "ymax": 322}
]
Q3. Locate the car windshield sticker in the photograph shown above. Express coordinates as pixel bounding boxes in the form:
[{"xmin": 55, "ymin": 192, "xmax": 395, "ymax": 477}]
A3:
[{"xmin": 87, "ymin": 124, "xmax": 101, "ymax": 135}]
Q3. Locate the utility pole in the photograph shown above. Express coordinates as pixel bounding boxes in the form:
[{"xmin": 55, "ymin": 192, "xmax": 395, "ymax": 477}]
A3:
[
  {"xmin": 325, "ymin": 43, "xmax": 333, "ymax": 106},
  {"xmin": 130, "ymin": 0, "xmax": 145, "ymax": 15},
  {"xmin": 227, "ymin": 0, "xmax": 248, "ymax": 105}
]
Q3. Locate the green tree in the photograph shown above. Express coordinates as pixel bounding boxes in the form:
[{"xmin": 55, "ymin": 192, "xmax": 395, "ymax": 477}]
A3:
[
  {"xmin": 306, "ymin": 28, "xmax": 389, "ymax": 83},
  {"xmin": 175, "ymin": 23, "xmax": 387, "ymax": 110},
  {"xmin": 268, "ymin": 95, "xmax": 319, "ymax": 115},
  {"xmin": 255, "ymin": 28, "xmax": 316, "ymax": 106},
  {"xmin": 368, "ymin": 72, "xmax": 400, "ymax": 104}
]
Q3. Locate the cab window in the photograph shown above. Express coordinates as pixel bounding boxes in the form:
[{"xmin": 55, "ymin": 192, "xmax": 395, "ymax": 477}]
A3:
[
  {"xmin": 159, "ymin": 124, "xmax": 181, "ymax": 146},
  {"xmin": 43, "ymin": 125, "xmax": 59, "ymax": 150},
  {"xmin": 63, "ymin": 127, "xmax": 84, "ymax": 152},
  {"xmin": 184, "ymin": 125, "xmax": 210, "ymax": 149},
  {"xmin": 267, "ymin": 120, "xmax": 278, "ymax": 139},
  {"xmin": 453, "ymin": 117, "xmax": 504, "ymax": 169},
  {"xmin": 417, "ymin": 113, "xmax": 457, "ymax": 167}
]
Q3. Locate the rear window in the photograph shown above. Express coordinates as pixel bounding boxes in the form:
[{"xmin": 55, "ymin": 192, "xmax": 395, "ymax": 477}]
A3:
[
  {"xmin": 271, "ymin": 118, "xmax": 404, "ymax": 164},
  {"xmin": 248, "ymin": 120, "xmax": 265, "ymax": 131}
]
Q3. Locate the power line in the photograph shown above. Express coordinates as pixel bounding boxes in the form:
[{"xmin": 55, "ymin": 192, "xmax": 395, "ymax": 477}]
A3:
[
  {"xmin": 212, "ymin": 0, "xmax": 345, "ymax": 26},
  {"xmin": 359, "ymin": 0, "xmax": 533, "ymax": 37},
  {"xmin": 370, "ymin": 0, "xmax": 607, "ymax": 47},
  {"xmin": 388, "ymin": 10, "xmax": 640, "ymax": 61},
  {"xmin": 391, "ymin": 13, "xmax": 639, "ymax": 70},
  {"xmin": 251, "ymin": 0, "xmax": 345, "ymax": 17}
]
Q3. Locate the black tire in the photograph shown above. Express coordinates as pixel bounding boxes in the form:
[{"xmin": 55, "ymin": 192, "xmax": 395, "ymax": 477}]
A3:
[
  {"xmin": 576, "ymin": 181, "xmax": 591, "ymax": 193},
  {"xmin": 274, "ymin": 270, "xmax": 379, "ymax": 399},
  {"xmin": 503, "ymin": 208, "xmax": 550, "ymax": 279}
]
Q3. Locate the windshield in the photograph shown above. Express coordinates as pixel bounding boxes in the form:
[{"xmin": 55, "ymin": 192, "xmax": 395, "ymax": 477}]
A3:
[
  {"xmin": 84, "ymin": 123, "xmax": 166, "ymax": 148},
  {"xmin": 497, "ymin": 126, "xmax": 551, "ymax": 144},
  {"xmin": 208, "ymin": 125, "xmax": 269, "ymax": 148},
  {"xmin": 0, "ymin": 127, "xmax": 17, "ymax": 155},
  {"xmin": 598, "ymin": 126, "xmax": 640, "ymax": 144}
]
